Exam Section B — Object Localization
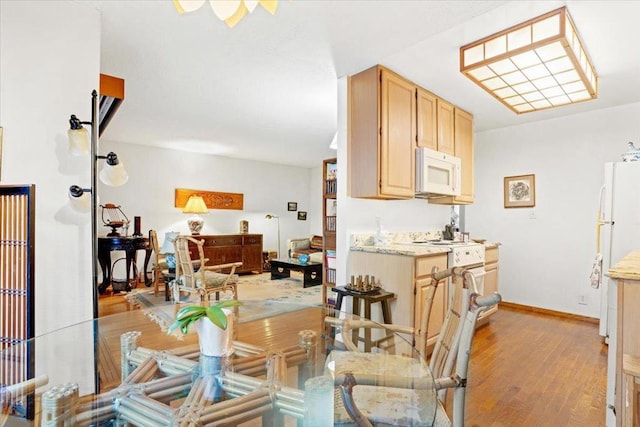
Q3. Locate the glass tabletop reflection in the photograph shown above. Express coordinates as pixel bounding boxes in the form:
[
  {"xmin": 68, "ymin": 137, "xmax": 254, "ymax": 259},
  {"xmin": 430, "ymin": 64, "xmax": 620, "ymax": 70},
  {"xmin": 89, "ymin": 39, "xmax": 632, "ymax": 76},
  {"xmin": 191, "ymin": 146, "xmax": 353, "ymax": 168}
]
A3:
[{"xmin": 0, "ymin": 300, "xmax": 437, "ymax": 426}]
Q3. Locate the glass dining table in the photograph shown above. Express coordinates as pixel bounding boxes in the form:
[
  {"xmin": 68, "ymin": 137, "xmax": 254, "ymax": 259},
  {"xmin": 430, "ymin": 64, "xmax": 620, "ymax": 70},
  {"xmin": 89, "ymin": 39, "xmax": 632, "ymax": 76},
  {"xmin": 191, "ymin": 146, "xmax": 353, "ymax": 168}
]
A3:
[{"xmin": 0, "ymin": 301, "xmax": 438, "ymax": 426}]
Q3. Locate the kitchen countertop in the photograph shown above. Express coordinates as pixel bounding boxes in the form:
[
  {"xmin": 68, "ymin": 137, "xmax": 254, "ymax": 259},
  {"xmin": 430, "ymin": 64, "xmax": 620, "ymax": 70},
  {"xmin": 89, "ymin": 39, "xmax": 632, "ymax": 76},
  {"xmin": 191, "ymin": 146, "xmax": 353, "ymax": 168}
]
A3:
[
  {"xmin": 608, "ymin": 249, "xmax": 640, "ymax": 281},
  {"xmin": 350, "ymin": 241, "xmax": 501, "ymax": 257},
  {"xmin": 350, "ymin": 244, "xmax": 450, "ymax": 257}
]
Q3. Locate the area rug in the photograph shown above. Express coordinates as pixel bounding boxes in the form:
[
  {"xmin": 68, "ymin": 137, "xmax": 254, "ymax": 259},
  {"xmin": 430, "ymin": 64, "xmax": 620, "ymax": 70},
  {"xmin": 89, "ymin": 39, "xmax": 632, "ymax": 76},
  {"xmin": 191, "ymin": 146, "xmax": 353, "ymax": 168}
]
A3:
[{"xmin": 126, "ymin": 272, "xmax": 322, "ymax": 333}]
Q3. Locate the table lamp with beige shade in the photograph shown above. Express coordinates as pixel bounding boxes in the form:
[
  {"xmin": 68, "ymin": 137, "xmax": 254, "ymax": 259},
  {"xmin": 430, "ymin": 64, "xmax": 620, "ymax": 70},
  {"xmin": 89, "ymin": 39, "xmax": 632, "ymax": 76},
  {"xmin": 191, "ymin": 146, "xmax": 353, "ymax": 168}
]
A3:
[{"xmin": 183, "ymin": 195, "xmax": 209, "ymax": 235}]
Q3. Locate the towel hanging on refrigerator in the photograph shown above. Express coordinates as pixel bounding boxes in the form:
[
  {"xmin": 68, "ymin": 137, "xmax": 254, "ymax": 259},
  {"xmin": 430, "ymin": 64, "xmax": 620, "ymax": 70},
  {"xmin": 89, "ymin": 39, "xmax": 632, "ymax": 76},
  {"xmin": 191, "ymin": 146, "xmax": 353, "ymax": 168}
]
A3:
[{"xmin": 590, "ymin": 253, "xmax": 603, "ymax": 289}]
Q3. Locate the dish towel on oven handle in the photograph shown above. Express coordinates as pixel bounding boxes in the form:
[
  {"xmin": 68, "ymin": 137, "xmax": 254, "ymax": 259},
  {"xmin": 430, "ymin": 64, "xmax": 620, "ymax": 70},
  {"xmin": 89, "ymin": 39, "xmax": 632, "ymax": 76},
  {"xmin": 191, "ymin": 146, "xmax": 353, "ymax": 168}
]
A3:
[{"xmin": 590, "ymin": 253, "xmax": 603, "ymax": 289}]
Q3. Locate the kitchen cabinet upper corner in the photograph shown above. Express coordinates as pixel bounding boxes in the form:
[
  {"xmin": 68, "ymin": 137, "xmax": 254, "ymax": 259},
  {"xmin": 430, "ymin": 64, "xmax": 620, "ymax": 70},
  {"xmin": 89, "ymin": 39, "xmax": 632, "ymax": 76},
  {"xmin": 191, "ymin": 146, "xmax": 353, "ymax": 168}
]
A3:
[
  {"xmin": 348, "ymin": 65, "xmax": 415, "ymax": 200},
  {"xmin": 428, "ymin": 107, "xmax": 475, "ymax": 205},
  {"xmin": 347, "ymin": 64, "xmax": 475, "ymax": 204}
]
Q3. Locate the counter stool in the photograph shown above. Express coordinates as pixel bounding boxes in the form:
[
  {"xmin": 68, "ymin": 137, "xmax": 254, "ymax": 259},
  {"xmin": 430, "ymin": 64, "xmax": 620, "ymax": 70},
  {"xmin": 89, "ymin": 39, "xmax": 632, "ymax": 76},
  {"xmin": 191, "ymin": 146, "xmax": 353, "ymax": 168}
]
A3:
[{"xmin": 331, "ymin": 286, "xmax": 396, "ymax": 352}]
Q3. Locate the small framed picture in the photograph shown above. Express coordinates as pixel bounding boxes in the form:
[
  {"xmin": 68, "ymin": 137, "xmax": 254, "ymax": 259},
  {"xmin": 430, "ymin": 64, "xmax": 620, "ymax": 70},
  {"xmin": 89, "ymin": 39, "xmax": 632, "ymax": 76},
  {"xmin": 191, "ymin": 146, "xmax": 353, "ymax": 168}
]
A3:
[
  {"xmin": 288, "ymin": 202, "xmax": 297, "ymax": 211},
  {"xmin": 297, "ymin": 211, "xmax": 307, "ymax": 221},
  {"xmin": 504, "ymin": 174, "xmax": 536, "ymax": 208}
]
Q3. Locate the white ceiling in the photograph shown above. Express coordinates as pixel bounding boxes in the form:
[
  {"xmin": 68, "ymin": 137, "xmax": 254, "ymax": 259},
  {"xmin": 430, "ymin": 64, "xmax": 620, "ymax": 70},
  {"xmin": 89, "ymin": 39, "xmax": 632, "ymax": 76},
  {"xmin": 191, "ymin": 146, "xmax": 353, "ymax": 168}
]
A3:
[{"xmin": 90, "ymin": 0, "xmax": 640, "ymax": 168}]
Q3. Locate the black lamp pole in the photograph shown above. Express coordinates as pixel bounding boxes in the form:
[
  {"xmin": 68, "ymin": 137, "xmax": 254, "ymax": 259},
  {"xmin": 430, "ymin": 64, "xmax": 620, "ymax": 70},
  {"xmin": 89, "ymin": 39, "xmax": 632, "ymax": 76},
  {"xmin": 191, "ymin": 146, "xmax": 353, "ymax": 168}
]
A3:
[
  {"xmin": 69, "ymin": 90, "xmax": 115, "ymax": 394},
  {"xmin": 89, "ymin": 89, "xmax": 99, "ymax": 320}
]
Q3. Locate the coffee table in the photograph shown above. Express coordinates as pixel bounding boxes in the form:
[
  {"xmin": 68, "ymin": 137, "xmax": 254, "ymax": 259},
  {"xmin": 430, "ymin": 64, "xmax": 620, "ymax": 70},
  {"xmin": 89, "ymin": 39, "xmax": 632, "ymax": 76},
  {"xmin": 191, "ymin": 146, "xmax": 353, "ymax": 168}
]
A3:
[{"xmin": 270, "ymin": 258, "xmax": 322, "ymax": 287}]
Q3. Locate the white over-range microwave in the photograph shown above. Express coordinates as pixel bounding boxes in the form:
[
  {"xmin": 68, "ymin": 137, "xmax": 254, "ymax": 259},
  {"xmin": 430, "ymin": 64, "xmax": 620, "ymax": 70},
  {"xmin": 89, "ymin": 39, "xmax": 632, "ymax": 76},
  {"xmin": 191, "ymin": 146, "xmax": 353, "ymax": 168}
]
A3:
[{"xmin": 415, "ymin": 147, "xmax": 461, "ymax": 198}]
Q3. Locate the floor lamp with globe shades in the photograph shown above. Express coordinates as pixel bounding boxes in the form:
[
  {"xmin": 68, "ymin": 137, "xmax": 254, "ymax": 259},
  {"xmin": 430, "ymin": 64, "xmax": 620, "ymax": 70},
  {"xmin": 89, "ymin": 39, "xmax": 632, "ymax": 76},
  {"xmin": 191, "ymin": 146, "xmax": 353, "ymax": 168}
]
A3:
[{"xmin": 66, "ymin": 90, "xmax": 128, "ymax": 319}]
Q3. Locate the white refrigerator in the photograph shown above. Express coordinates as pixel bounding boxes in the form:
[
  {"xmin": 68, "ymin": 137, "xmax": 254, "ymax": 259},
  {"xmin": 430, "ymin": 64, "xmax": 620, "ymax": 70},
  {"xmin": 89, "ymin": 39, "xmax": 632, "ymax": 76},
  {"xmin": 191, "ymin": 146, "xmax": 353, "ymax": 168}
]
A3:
[{"xmin": 597, "ymin": 161, "xmax": 640, "ymax": 426}]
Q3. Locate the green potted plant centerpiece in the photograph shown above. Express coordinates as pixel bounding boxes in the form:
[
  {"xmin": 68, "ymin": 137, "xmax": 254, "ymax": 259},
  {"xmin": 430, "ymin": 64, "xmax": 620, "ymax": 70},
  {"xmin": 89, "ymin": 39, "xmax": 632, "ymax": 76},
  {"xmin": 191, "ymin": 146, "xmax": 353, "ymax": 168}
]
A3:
[{"xmin": 168, "ymin": 300, "xmax": 241, "ymax": 357}]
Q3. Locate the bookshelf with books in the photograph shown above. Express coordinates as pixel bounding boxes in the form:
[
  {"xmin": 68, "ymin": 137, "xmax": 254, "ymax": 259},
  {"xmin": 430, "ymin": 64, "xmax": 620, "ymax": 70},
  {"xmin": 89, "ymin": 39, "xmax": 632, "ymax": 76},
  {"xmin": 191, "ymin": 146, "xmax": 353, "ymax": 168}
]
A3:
[{"xmin": 322, "ymin": 158, "xmax": 337, "ymax": 307}]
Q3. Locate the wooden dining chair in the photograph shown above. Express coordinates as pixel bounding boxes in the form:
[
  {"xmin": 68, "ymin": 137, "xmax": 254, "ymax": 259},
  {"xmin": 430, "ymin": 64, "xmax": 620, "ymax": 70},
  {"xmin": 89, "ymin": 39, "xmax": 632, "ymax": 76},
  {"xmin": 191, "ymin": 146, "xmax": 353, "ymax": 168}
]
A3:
[
  {"xmin": 324, "ymin": 267, "xmax": 501, "ymax": 426},
  {"xmin": 172, "ymin": 235, "xmax": 241, "ymax": 303},
  {"xmin": 149, "ymin": 230, "xmax": 168, "ymax": 297}
]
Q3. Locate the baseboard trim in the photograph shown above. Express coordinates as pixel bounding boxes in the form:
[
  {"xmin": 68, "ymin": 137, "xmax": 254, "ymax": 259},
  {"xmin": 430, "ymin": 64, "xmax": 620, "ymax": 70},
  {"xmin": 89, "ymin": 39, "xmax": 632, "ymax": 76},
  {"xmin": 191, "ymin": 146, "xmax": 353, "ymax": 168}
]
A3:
[{"xmin": 499, "ymin": 301, "xmax": 599, "ymax": 324}]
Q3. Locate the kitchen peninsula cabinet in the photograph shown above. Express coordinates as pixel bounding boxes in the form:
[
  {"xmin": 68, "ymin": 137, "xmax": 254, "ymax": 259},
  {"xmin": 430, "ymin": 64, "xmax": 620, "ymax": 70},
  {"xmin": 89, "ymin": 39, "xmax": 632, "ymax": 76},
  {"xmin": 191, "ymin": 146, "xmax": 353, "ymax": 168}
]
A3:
[
  {"xmin": 607, "ymin": 250, "xmax": 640, "ymax": 427},
  {"xmin": 414, "ymin": 255, "xmax": 449, "ymax": 352},
  {"xmin": 349, "ymin": 65, "xmax": 415, "ymax": 199},
  {"xmin": 349, "ymin": 250, "xmax": 448, "ymax": 355},
  {"xmin": 188, "ymin": 234, "xmax": 263, "ymax": 274},
  {"xmin": 480, "ymin": 245, "xmax": 499, "ymax": 322}
]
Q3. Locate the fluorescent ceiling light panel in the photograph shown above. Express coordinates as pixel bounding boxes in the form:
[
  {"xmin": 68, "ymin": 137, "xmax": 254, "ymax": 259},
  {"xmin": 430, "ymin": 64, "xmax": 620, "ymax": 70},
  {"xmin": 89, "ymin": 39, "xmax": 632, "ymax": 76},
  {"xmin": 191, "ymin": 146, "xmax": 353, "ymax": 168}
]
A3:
[{"xmin": 460, "ymin": 7, "xmax": 597, "ymax": 114}]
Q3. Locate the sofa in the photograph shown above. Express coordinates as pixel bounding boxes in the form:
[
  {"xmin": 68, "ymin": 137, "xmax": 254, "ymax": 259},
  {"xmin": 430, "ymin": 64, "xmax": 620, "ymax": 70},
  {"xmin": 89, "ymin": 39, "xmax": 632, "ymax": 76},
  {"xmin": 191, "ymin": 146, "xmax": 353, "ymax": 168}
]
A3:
[{"xmin": 287, "ymin": 235, "xmax": 323, "ymax": 263}]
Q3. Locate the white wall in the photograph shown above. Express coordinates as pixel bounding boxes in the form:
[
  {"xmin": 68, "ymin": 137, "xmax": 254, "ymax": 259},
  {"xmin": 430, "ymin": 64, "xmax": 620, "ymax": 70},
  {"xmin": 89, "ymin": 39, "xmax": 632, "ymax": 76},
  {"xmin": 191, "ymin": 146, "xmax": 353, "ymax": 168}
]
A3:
[
  {"xmin": 467, "ymin": 102, "xmax": 640, "ymax": 317},
  {"xmin": 97, "ymin": 141, "xmax": 317, "ymax": 264},
  {"xmin": 0, "ymin": 0, "xmax": 101, "ymax": 394},
  {"xmin": 309, "ymin": 164, "xmax": 325, "ymax": 236},
  {"xmin": 0, "ymin": 1, "xmax": 100, "ymax": 333},
  {"xmin": 0, "ymin": 0, "xmax": 322, "ymax": 333}
]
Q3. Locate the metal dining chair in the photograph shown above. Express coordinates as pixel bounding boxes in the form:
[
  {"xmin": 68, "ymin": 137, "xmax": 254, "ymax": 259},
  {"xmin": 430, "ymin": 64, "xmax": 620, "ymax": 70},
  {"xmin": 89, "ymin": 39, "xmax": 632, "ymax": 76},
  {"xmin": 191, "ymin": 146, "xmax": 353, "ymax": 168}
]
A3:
[{"xmin": 324, "ymin": 266, "xmax": 501, "ymax": 426}]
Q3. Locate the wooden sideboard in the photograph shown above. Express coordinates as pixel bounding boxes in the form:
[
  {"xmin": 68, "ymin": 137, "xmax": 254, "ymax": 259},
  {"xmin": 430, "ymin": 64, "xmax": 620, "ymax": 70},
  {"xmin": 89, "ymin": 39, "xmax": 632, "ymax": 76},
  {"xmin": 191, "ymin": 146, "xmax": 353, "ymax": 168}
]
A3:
[{"xmin": 188, "ymin": 234, "xmax": 263, "ymax": 274}]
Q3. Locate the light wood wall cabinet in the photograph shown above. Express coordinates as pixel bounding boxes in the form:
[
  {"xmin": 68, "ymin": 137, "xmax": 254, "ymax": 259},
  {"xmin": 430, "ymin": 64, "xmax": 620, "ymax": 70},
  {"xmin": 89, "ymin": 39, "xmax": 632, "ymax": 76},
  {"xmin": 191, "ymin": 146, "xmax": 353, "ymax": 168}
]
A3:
[
  {"xmin": 349, "ymin": 64, "xmax": 474, "ymax": 204},
  {"xmin": 435, "ymin": 98, "xmax": 455, "ymax": 155},
  {"xmin": 480, "ymin": 245, "xmax": 499, "ymax": 322},
  {"xmin": 429, "ymin": 107, "xmax": 475, "ymax": 205},
  {"xmin": 349, "ymin": 251, "xmax": 448, "ymax": 355},
  {"xmin": 349, "ymin": 65, "xmax": 415, "ymax": 199},
  {"xmin": 416, "ymin": 88, "xmax": 437, "ymax": 150}
]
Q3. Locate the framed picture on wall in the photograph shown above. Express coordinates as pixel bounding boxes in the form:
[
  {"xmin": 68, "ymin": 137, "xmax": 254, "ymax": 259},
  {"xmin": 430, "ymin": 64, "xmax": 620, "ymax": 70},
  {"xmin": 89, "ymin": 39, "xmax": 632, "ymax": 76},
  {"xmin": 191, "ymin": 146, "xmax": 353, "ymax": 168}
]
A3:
[
  {"xmin": 297, "ymin": 211, "xmax": 307, "ymax": 220},
  {"xmin": 504, "ymin": 174, "xmax": 536, "ymax": 208},
  {"xmin": 288, "ymin": 202, "xmax": 297, "ymax": 211}
]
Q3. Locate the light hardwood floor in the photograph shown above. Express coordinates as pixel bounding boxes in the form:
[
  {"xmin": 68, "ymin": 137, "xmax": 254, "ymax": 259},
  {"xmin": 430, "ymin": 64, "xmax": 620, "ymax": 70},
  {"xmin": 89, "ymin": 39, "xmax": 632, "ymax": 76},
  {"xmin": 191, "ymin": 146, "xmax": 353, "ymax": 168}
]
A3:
[
  {"xmin": 99, "ymin": 291, "xmax": 608, "ymax": 426},
  {"xmin": 461, "ymin": 306, "xmax": 607, "ymax": 427}
]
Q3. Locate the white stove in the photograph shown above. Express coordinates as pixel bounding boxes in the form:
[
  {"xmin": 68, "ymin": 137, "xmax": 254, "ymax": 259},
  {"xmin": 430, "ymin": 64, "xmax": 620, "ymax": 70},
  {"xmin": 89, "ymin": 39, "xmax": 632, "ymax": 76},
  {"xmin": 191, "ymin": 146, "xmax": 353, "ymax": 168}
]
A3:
[
  {"xmin": 448, "ymin": 244, "xmax": 485, "ymax": 268},
  {"xmin": 408, "ymin": 241, "xmax": 485, "ymax": 267}
]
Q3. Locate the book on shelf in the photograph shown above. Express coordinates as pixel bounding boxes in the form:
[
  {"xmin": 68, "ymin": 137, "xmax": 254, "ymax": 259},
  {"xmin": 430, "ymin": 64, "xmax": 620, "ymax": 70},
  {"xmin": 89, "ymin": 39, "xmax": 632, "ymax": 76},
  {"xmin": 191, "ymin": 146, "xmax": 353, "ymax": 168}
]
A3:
[{"xmin": 326, "ymin": 162, "xmax": 337, "ymax": 180}]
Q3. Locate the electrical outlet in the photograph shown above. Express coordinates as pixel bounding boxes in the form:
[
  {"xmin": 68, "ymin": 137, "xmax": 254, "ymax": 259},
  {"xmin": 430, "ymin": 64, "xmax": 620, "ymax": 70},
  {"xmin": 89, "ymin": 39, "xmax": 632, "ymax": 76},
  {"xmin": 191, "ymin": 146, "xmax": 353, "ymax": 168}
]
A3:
[
  {"xmin": 529, "ymin": 210, "xmax": 537, "ymax": 219},
  {"xmin": 578, "ymin": 294, "xmax": 588, "ymax": 305}
]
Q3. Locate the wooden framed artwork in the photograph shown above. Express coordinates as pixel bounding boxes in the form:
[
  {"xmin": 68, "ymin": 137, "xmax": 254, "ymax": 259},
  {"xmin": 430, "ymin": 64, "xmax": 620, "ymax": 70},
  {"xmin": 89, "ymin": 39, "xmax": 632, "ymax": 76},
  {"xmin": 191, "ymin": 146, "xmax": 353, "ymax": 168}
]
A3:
[
  {"xmin": 288, "ymin": 202, "xmax": 297, "ymax": 211},
  {"xmin": 504, "ymin": 174, "xmax": 535, "ymax": 208},
  {"xmin": 297, "ymin": 211, "xmax": 307, "ymax": 221},
  {"xmin": 175, "ymin": 188, "xmax": 243, "ymax": 210}
]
